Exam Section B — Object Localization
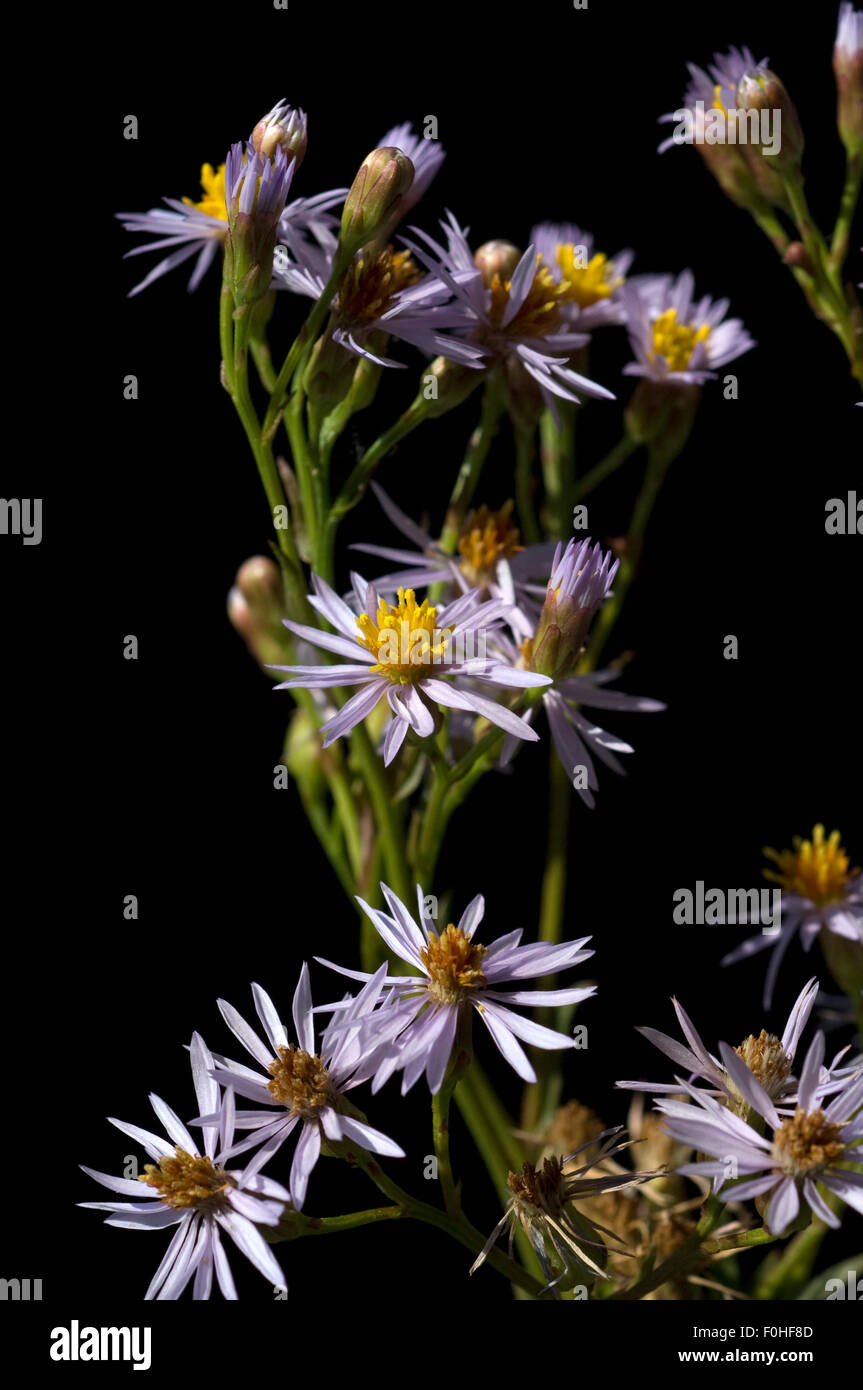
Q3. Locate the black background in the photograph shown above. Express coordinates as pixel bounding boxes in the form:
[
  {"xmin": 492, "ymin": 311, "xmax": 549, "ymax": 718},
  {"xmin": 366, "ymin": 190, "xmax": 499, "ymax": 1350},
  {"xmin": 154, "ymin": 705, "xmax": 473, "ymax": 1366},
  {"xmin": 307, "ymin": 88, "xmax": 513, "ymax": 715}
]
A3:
[{"xmin": 4, "ymin": 0, "xmax": 861, "ymax": 1347}]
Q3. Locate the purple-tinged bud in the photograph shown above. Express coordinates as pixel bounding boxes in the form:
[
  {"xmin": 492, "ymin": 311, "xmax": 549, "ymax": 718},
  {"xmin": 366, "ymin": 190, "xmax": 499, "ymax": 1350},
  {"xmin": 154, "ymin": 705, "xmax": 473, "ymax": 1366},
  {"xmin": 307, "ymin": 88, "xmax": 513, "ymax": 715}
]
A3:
[
  {"xmin": 224, "ymin": 143, "xmax": 294, "ymax": 309},
  {"xmin": 737, "ymin": 69, "xmax": 805, "ymax": 174},
  {"xmin": 834, "ymin": 4, "xmax": 863, "ymax": 156},
  {"xmin": 531, "ymin": 538, "xmax": 618, "ymax": 681},
  {"xmin": 340, "ymin": 148, "xmax": 414, "ymax": 257},
  {"xmin": 251, "ymin": 100, "xmax": 309, "ymax": 168}
]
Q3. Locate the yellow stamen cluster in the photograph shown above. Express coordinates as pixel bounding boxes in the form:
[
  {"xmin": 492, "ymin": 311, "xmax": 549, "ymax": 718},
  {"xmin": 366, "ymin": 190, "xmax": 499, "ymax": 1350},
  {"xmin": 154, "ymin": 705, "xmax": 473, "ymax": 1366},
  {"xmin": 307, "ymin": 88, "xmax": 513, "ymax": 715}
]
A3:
[
  {"xmin": 420, "ymin": 924, "xmax": 488, "ymax": 1004},
  {"xmin": 139, "ymin": 1148, "xmax": 232, "ymax": 1209},
  {"xmin": 486, "ymin": 258, "xmax": 568, "ymax": 337},
  {"xmin": 649, "ymin": 308, "xmax": 710, "ymax": 371},
  {"xmin": 729, "ymin": 1031, "xmax": 791, "ymax": 1114},
  {"xmin": 763, "ymin": 825, "xmax": 858, "ymax": 908},
  {"xmin": 336, "ymin": 246, "xmax": 421, "ymax": 326},
  {"xmin": 355, "ymin": 587, "xmax": 454, "ymax": 682},
  {"xmin": 267, "ymin": 1045, "xmax": 333, "ymax": 1115},
  {"xmin": 773, "ymin": 1108, "xmax": 845, "ymax": 1176},
  {"xmin": 556, "ymin": 246, "xmax": 623, "ymax": 308},
  {"xmin": 457, "ymin": 502, "xmax": 523, "ymax": 585},
  {"xmin": 181, "ymin": 163, "xmax": 228, "ymax": 221}
]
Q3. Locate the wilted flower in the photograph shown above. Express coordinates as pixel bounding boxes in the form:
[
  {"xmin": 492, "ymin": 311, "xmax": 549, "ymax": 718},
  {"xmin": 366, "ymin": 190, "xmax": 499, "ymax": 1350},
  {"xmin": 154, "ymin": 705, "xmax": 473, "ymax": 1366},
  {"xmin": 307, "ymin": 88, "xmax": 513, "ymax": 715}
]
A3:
[
  {"xmin": 78, "ymin": 1034, "xmax": 288, "ymax": 1300},
  {"xmin": 471, "ymin": 1128, "xmax": 659, "ymax": 1293}
]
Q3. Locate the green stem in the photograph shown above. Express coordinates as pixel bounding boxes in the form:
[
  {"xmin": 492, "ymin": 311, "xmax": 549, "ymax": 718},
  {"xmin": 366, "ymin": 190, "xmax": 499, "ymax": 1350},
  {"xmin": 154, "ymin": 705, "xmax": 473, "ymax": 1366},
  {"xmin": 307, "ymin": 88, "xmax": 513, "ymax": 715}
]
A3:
[
  {"xmin": 514, "ymin": 424, "xmax": 541, "ymax": 544},
  {"xmin": 262, "ymin": 250, "xmax": 352, "ymax": 437},
  {"xmin": 570, "ymin": 435, "xmax": 640, "ymax": 506},
  {"xmin": 438, "ymin": 385, "xmax": 506, "ymax": 556},
  {"xmin": 831, "ymin": 151, "xmax": 863, "ymax": 270},
  {"xmin": 539, "ymin": 402, "xmax": 577, "ymax": 538}
]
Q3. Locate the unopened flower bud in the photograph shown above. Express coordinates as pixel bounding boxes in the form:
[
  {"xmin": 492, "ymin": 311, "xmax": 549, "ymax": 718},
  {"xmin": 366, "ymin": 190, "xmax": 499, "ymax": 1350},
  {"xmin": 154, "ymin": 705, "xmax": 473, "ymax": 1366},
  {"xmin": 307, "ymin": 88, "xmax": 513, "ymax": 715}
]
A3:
[
  {"xmin": 228, "ymin": 556, "xmax": 291, "ymax": 672},
  {"xmin": 474, "ymin": 240, "xmax": 522, "ymax": 285},
  {"xmin": 251, "ymin": 100, "xmax": 309, "ymax": 168},
  {"xmin": 340, "ymin": 148, "xmax": 414, "ymax": 257},
  {"xmin": 532, "ymin": 538, "xmax": 618, "ymax": 681},
  {"xmin": 417, "ymin": 355, "xmax": 485, "ymax": 418},
  {"xmin": 283, "ymin": 707, "xmax": 327, "ymax": 794},
  {"xmin": 737, "ymin": 68, "xmax": 805, "ymax": 174},
  {"xmin": 224, "ymin": 143, "xmax": 294, "ymax": 309},
  {"xmin": 834, "ymin": 4, "xmax": 863, "ymax": 156}
]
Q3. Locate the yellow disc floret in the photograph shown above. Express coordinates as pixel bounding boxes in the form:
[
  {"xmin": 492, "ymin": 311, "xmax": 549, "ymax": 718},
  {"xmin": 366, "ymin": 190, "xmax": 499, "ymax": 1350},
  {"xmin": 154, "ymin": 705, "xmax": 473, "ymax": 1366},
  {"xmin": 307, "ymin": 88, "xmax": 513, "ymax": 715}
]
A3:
[
  {"xmin": 773, "ymin": 1108, "xmax": 845, "ymax": 1176},
  {"xmin": 356, "ymin": 587, "xmax": 454, "ymax": 682},
  {"xmin": 139, "ymin": 1148, "xmax": 233, "ymax": 1209},
  {"xmin": 336, "ymin": 246, "xmax": 422, "ymax": 326},
  {"xmin": 181, "ymin": 163, "xmax": 228, "ymax": 221},
  {"xmin": 649, "ymin": 307, "xmax": 710, "ymax": 371},
  {"xmin": 457, "ymin": 502, "xmax": 523, "ymax": 586},
  {"xmin": 421, "ymin": 924, "xmax": 488, "ymax": 1004},
  {"xmin": 763, "ymin": 825, "xmax": 858, "ymax": 908},
  {"xmin": 556, "ymin": 246, "xmax": 623, "ymax": 308}
]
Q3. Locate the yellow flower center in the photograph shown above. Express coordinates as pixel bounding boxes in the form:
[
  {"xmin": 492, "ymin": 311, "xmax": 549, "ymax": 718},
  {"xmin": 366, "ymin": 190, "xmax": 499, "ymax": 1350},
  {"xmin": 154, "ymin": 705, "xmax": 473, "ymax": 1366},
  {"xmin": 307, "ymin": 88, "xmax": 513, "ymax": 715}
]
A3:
[
  {"xmin": 267, "ymin": 1045, "xmax": 333, "ymax": 1115},
  {"xmin": 336, "ymin": 247, "xmax": 422, "ymax": 326},
  {"xmin": 729, "ymin": 1031, "xmax": 791, "ymax": 1114},
  {"xmin": 181, "ymin": 163, "xmax": 228, "ymax": 221},
  {"xmin": 486, "ymin": 257, "xmax": 569, "ymax": 338},
  {"xmin": 139, "ymin": 1148, "xmax": 233, "ymax": 1209},
  {"xmin": 773, "ymin": 1108, "xmax": 845, "ymax": 1176},
  {"xmin": 355, "ymin": 587, "xmax": 454, "ymax": 683},
  {"xmin": 556, "ymin": 246, "xmax": 623, "ymax": 308},
  {"xmin": 457, "ymin": 502, "xmax": 523, "ymax": 585},
  {"xmin": 420, "ymin": 924, "xmax": 488, "ymax": 1004},
  {"xmin": 763, "ymin": 825, "xmax": 858, "ymax": 908},
  {"xmin": 648, "ymin": 307, "xmax": 710, "ymax": 371}
]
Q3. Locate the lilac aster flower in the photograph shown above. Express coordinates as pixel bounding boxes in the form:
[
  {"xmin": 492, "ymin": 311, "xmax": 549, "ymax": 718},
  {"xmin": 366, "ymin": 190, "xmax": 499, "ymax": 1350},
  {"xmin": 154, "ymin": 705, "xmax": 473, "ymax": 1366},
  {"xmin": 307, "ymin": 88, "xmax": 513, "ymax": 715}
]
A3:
[
  {"xmin": 118, "ymin": 101, "xmax": 344, "ymax": 298},
  {"xmin": 272, "ymin": 226, "xmax": 484, "ymax": 368},
  {"xmin": 836, "ymin": 2, "xmax": 863, "ymax": 56},
  {"xmin": 623, "ymin": 271, "xmax": 754, "ymax": 386},
  {"xmin": 195, "ymin": 964, "xmax": 405, "ymax": 1212},
  {"xmin": 317, "ymin": 882, "xmax": 596, "ymax": 1094},
  {"xmin": 722, "ymin": 825, "xmax": 863, "ymax": 1007},
  {"xmin": 657, "ymin": 47, "xmax": 770, "ymax": 153},
  {"xmin": 657, "ymin": 1031, "xmax": 863, "ymax": 1235},
  {"xmin": 78, "ymin": 1034, "xmax": 288, "ymax": 1300},
  {"xmin": 529, "ymin": 221, "xmax": 634, "ymax": 328},
  {"xmin": 616, "ymin": 978, "xmax": 851, "ymax": 1112},
  {"xmin": 349, "ymin": 482, "xmax": 555, "ymax": 637},
  {"xmin": 402, "ymin": 212, "xmax": 616, "ymax": 415},
  {"xmin": 493, "ymin": 538, "xmax": 665, "ymax": 805},
  {"xmin": 270, "ymin": 572, "xmax": 551, "ymax": 765}
]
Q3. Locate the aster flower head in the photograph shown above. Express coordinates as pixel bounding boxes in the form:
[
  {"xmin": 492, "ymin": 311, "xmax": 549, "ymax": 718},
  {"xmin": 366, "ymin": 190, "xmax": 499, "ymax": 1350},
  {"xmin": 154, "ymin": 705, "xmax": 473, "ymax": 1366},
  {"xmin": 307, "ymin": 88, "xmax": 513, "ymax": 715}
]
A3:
[
  {"xmin": 403, "ymin": 213, "xmax": 616, "ymax": 419},
  {"xmin": 623, "ymin": 270, "xmax": 754, "ymax": 387},
  {"xmin": 195, "ymin": 964, "xmax": 405, "ymax": 1212},
  {"xmin": 489, "ymin": 539, "xmax": 664, "ymax": 805},
  {"xmin": 274, "ymin": 229, "xmax": 485, "ymax": 370},
  {"xmin": 78, "ymin": 1034, "xmax": 288, "ymax": 1300},
  {"xmin": 657, "ymin": 1031, "xmax": 863, "ymax": 1236},
  {"xmin": 658, "ymin": 46, "xmax": 770, "ymax": 153},
  {"xmin": 377, "ymin": 121, "xmax": 445, "ymax": 215},
  {"xmin": 529, "ymin": 221, "xmax": 634, "ymax": 328},
  {"xmin": 471, "ymin": 1127, "xmax": 662, "ymax": 1293},
  {"xmin": 722, "ymin": 825, "xmax": 863, "ymax": 1008},
  {"xmin": 270, "ymin": 571, "xmax": 551, "ymax": 765},
  {"xmin": 349, "ymin": 482, "xmax": 555, "ymax": 638},
  {"xmin": 617, "ymin": 978, "xmax": 852, "ymax": 1116},
  {"xmin": 317, "ymin": 882, "xmax": 596, "ymax": 1095}
]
